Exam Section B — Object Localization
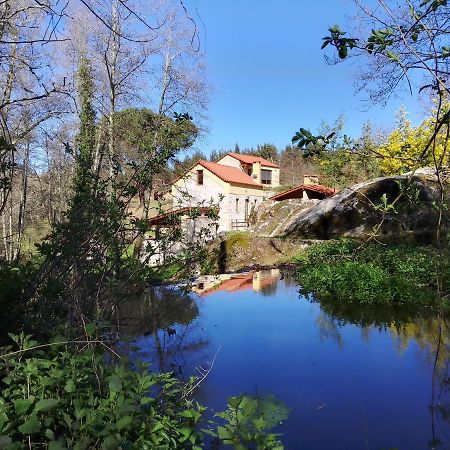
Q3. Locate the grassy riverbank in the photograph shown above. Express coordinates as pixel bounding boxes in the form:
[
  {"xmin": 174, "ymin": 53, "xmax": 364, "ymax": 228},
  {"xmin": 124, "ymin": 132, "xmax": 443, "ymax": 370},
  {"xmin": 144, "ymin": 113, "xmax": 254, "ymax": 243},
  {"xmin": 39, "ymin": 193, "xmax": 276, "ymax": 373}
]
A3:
[{"xmin": 294, "ymin": 239, "xmax": 450, "ymax": 306}]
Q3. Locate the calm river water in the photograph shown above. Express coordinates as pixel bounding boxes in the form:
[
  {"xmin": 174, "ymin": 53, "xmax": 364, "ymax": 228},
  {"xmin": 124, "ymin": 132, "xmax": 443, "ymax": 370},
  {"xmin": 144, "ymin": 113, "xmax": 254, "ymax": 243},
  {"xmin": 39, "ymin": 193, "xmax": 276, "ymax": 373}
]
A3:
[{"xmin": 124, "ymin": 270, "xmax": 450, "ymax": 449}]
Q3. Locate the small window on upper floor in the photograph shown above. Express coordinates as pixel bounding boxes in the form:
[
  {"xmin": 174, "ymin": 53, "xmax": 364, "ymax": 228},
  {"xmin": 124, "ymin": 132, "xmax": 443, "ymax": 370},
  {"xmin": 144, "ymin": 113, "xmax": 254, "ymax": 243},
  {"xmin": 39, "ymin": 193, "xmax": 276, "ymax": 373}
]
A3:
[
  {"xmin": 261, "ymin": 169, "xmax": 272, "ymax": 185},
  {"xmin": 197, "ymin": 169, "xmax": 204, "ymax": 185}
]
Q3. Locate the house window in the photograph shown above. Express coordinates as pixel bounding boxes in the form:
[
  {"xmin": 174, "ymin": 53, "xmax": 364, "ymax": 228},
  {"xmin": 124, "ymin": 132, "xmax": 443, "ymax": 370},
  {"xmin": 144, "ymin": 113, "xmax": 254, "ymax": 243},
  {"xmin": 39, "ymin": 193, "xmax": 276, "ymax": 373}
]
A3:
[
  {"xmin": 197, "ymin": 169, "xmax": 203, "ymax": 185},
  {"xmin": 235, "ymin": 198, "xmax": 239, "ymax": 213},
  {"xmin": 261, "ymin": 169, "xmax": 272, "ymax": 185}
]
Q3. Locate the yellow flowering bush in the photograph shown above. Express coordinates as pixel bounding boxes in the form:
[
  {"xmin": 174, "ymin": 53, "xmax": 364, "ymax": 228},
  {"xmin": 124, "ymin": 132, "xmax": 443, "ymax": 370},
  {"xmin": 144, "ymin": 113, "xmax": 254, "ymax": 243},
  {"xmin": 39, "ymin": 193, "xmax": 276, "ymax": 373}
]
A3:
[{"xmin": 379, "ymin": 106, "xmax": 449, "ymax": 175}]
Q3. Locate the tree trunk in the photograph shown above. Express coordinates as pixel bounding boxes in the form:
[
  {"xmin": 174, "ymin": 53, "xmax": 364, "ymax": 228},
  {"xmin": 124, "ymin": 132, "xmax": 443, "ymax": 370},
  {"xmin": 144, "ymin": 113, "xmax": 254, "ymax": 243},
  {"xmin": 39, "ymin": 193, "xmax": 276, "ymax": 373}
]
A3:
[{"xmin": 14, "ymin": 142, "xmax": 29, "ymax": 260}]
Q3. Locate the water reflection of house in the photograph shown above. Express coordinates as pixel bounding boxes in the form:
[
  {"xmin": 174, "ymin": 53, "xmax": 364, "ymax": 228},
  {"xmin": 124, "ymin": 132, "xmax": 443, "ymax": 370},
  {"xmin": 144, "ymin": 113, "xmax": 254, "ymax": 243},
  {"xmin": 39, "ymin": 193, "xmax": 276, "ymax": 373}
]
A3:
[
  {"xmin": 252, "ymin": 269, "xmax": 281, "ymax": 292},
  {"xmin": 192, "ymin": 269, "xmax": 280, "ymax": 296}
]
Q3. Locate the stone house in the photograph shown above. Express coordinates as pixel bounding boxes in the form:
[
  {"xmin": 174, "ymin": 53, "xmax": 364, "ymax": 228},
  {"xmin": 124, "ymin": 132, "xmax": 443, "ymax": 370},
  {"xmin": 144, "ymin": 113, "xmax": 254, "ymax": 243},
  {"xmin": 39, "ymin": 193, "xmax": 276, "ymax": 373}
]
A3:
[{"xmin": 171, "ymin": 153, "xmax": 280, "ymax": 232}]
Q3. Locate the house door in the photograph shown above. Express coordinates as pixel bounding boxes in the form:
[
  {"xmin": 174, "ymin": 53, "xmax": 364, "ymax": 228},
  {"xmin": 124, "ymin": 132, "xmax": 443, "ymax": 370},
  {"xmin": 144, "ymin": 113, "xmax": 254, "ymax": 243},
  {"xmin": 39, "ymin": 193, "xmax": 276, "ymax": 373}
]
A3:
[{"xmin": 244, "ymin": 198, "xmax": 250, "ymax": 221}]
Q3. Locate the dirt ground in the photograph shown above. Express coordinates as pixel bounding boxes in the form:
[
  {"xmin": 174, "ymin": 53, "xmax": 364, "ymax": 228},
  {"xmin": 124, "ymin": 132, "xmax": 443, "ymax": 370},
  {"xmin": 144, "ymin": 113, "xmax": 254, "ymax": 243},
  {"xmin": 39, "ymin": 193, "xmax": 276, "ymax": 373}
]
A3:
[{"xmin": 207, "ymin": 232, "xmax": 318, "ymax": 273}]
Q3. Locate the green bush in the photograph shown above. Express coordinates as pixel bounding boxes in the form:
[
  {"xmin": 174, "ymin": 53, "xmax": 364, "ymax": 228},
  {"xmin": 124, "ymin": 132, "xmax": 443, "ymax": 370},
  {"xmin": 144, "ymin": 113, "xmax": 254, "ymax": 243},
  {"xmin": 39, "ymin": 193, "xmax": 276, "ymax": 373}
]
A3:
[
  {"xmin": 211, "ymin": 394, "xmax": 288, "ymax": 450},
  {"xmin": 0, "ymin": 333, "xmax": 206, "ymax": 450},
  {"xmin": 0, "ymin": 262, "xmax": 39, "ymax": 343},
  {"xmin": 0, "ymin": 333, "xmax": 288, "ymax": 449},
  {"xmin": 295, "ymin": 240, "xmax": 448, "ymax": 305}
]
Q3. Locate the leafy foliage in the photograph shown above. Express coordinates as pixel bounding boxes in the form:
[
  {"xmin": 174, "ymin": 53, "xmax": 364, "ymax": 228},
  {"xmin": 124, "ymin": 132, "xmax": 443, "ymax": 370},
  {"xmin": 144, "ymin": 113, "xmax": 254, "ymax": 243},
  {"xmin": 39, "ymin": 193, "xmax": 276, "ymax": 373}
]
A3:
[
  {"xmin": 211, "ymin": 394, "xmax": 289, "ymax": 450},
  {"xmin": 378, "ymin": 106, "xmax": 450, "ymax": 174},
  {"xmin": 0, "ymin": 333, "xmax": 289, "ymax": 449},
  {"xmin": 0, "ymin": 261, "xmax": 39, "ymax": 344},
  {"xmin": 0, "ymin": 333, "xmax": 206, "ymax": 449},
  {"xmin": 291, "ymin": 128, "xmax": 335, "ymax": 158},
  {"xmin": 321, "ymin": 25, "xmax": 358, "ymax": 59},
  {"xmin": 295, "ymin": 239, "xmax": 449, "ymax": 305}
]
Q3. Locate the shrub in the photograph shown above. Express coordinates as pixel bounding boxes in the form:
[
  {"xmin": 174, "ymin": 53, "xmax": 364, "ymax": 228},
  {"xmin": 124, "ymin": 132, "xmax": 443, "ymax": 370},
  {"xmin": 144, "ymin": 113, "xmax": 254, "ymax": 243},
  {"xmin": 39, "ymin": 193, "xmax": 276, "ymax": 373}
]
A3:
[
  {"xmin": 0, "ymin": 333, "xmax": 288, "ymax": 449},
  {"xmin": 0, "ymin": 332, "xmax": 205, "ymax": 449},
  {"xmin": 295, "ymin": 240, "xmax": 448, "ymax": 305}
]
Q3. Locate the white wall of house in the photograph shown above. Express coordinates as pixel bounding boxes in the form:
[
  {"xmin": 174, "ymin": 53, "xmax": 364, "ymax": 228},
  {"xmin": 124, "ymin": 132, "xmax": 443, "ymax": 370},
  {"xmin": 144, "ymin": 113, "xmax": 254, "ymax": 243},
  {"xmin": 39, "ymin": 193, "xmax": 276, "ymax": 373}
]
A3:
[
  {"xmin": 216, "ymin": 154, "xmax": 242, "ymax": 169},
  {"xmin": 172, "ymin": 165, "xmax": 224, "ymax": 207},
  {"xmin": 172, "ymin": 165, "xmax": 229, "ymax": 231},
  {"xmin": 226, "ymin": 193, "xmax": 264, "ymax": 228},
  {"xmin": 172, "ymin": 163, "xmax": 270, "ymax": 232}
]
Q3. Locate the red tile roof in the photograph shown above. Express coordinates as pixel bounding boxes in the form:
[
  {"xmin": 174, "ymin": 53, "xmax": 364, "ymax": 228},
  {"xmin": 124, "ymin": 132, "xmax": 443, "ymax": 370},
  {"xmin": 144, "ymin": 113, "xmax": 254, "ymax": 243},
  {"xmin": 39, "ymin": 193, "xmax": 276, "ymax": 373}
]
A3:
[
  {"xmin": 222, "ymin": 152, "xmax": 279, "ymax": 168},
  {"xmin": 197, "ymin": 160, "xmax": 262, "ymax": 187},
  {"xmin": 198, "ymin": 272, "xmax": 279, "ymax": 297},
  {"xmin": 270, "ymin": 184, "xmax": 335, "ymax": 201},
  {"xmin": 199, "ymin": 274, "xmax": 254, "ymax": 296}
]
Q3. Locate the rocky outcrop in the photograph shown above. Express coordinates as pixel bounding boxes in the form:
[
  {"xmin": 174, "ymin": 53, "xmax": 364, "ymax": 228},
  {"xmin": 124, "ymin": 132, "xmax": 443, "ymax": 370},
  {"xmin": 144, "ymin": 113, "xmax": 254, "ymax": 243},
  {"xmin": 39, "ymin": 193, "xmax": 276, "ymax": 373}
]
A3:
[
  {"xmin": 282, "ymin": 174, "xmax": 449, "ymax": 243},
  {"xmin": 249, "ymin": 198, "xmax": 317, "ymax": 237}
]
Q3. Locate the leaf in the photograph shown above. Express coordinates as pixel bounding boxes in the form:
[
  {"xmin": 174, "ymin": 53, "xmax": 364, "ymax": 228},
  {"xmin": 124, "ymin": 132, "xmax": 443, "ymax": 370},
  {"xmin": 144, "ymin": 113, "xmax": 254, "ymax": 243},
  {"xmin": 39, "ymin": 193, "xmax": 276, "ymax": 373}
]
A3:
[
  {"xmin": 442, "ymin": 46, "xmax": 450, "ymax": 58},
  {"xmin": 116, "ymin": 415, "xmax": 132, "ymax": 431},
  {"xmin": 228, "ymin": 396, "xmax": 242, "ymax": 410},
  {"xmin": 179, "ymin": 427, "xmax": 192, "ymax": 442},
  {"xmin": 178, "ymin": 410, "xmax": 195, "ymax": 419},
  {"xmin": 240, "ymin": 397, "xmax": 257, "ymax": 416},
  {"xmin": 152, "ymin": 421, "xmax": 164, "ymax": 433},
  {"xmin": 101, "ymin": 435, "xmax": 119, "ymax": 450},
  {"xmin": 64, "ymin": 380, "xmax": 75, "ymax": 393},
  {"xmin": 253, "ymin": 416, "xmax": 266, "ymax": 431},
  {"xmin": 386, "ymin": 51, "xmax": 400, "ymax": 63},
  {"xmin": 338, "ymin": 45, "xmax": 348, "ymax": 59},
  {"xmin": 48, "ymin": 441, "xmax": 66, "ymax": 450},
  {"xmin": 34, "ymin": 399, "xmax": 60, "ymax": 413},
  {"xmin": 108, "ymin": 375, "xmax": 122, "ymax": 392},
  {"xmin": 18, "ymin": 414, "xmax": 41, "ymax": 435},
  {"xmin": 13, "ymin": 399, "xmax": 34, "ymax": 415},
  {"xmin": 73, "ymin": 437, "xmax": 90, "ymax": 450},
  {"xmin": 85, "ymin": 323, "xmax": 96, "ymax": 336},
  {"xmin": 45, "ymin": 429, "xmax": 55, "ymax": 440},
  {"xmin": 217, "ymin": 426, "xmax": 235, "ymax": 442}
]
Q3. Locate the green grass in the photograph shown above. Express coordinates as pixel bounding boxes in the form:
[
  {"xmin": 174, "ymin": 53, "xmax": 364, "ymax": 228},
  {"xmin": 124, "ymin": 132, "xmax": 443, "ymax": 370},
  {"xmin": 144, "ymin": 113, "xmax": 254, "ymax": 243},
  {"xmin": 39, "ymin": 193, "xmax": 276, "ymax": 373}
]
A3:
[{"xmin": 225, "ymin": 231, "xmax": 251, "ymax": 251}]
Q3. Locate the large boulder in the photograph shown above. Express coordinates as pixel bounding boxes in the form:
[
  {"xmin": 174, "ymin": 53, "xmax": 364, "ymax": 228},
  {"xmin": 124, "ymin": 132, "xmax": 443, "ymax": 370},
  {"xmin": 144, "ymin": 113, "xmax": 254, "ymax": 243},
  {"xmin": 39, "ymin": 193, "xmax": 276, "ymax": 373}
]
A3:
[
  {"xmin": 282, "ymin": 173, "xmax": 449, "ymax": 243},
  {"xmin": 249, "ymin": 198, "xmax": 315, "ymax": 237}
]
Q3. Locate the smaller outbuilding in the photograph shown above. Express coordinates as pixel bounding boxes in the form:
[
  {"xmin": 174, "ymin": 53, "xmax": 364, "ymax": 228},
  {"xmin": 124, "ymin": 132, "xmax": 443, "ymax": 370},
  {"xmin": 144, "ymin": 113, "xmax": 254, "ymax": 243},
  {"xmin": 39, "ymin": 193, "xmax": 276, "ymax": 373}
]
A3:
[{"xmin": 270, "ymin": 175, "xmax": 335, "ymax": 202}]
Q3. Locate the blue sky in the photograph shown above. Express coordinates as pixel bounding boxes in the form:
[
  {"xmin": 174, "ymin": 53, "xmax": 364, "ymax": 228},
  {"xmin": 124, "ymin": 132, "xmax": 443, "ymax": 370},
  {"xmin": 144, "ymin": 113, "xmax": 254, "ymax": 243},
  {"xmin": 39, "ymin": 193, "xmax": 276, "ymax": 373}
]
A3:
[{"xmin": 186, "ymin": 0, "xmax": 427, "ymax": 156}]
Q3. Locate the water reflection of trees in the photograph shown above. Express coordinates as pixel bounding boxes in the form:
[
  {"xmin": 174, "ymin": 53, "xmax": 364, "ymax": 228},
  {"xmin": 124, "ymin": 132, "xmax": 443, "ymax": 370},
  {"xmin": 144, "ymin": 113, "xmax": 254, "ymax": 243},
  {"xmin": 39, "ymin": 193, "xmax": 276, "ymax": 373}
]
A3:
[
  {"xmin": 308, "ymin": 294, "xmax": 450, "ymax": 448},
  {"xmin": 117, "ymin": 285, "xmax": 199, "ymax": 335},
  {"xmin": 117, "ymin": 286, "xmax": 210, "ymax": 374}
]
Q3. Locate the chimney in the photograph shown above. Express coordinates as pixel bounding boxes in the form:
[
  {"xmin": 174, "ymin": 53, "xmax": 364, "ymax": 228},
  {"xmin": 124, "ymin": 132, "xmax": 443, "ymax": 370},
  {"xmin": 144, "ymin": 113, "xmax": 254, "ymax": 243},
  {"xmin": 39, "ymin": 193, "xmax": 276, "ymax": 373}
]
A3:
[
  {"xmin": 303, "ymin": 174, "xmax": 319, "ymax": 186},
  {"xmin": 253, "ymin": 161, "xmax": 262, "ymax": 184}
]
